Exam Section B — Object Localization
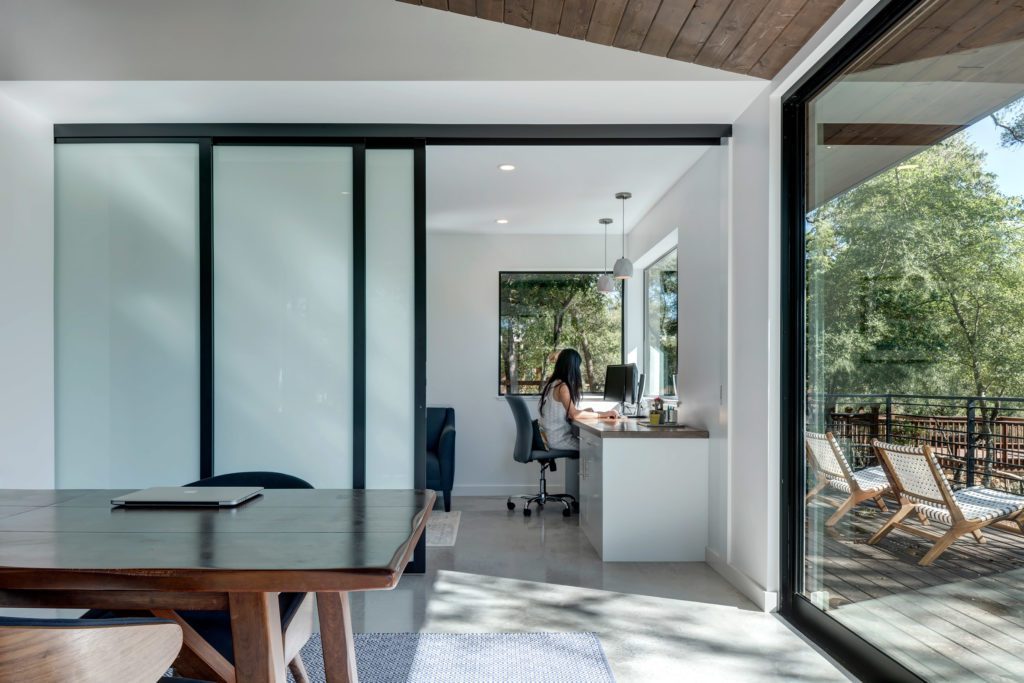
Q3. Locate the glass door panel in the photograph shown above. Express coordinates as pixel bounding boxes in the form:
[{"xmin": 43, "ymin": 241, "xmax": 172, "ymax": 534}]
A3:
[
  {"xmin": 799, "ymin": 2, "xmax": 1024, "ymax": 678},
  {"xmin": 55, "ymin": 143, "xmax": 200, "ymax": 487},
  {"xmin": 365, "ymin": 148, "xmax": 416, "ymax": 489},
  {"xmin": 213, "ymin": 146, "xmax": 354, "ymax": 487}
]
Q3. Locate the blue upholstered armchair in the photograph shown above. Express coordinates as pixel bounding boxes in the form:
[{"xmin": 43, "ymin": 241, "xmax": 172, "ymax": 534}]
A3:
[{"xmin": 426, "ymin": 407, "xmax": 456, "ymax": 512}]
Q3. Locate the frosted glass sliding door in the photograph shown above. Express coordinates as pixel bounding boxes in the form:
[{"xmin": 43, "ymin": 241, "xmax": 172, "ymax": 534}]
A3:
[
  {"xmin": 365, "ymin": 149, "xmax": 415, "ymax": 489},
  {"xmin": 213, "ymin": 146, "xmax": 354, "ymax": 487},
  {"xmin": 55, "ymin": 143, "xmax": 200, "ymax": 488}
]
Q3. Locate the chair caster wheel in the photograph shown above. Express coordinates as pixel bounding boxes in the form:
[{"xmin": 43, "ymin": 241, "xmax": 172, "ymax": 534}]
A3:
[
  {"xmin": 562, "ymin": 507, "xmax": 571, "ymax": 518},
  {"xmin": 506, "ymin": 500, "xmax": 515, "ymax": 511},
  {"xmin": 572, "ymin": 501, "xmax": 580, "ymax": 512},
  {"xmin": 523, "ymin": 507, "xmax": 532, "ymax": 517}
]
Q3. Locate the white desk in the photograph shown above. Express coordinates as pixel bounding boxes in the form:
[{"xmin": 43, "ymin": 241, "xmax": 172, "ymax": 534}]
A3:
[{"xmin": 575, "ymin": 419, "xmax": 710, "ymax": 561}]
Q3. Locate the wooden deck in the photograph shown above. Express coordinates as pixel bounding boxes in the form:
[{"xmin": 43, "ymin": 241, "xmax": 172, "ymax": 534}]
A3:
[{"xmin": 807, "ymin": 493, "xmax": 1024, "ymax": 682}]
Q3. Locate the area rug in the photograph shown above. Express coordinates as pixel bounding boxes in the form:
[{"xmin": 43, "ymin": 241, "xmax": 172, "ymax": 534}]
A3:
[
  {"xmin": 290, "ymin": 632, "xmax": 615, "ymax": 683},
  {"xmin": 426, "ymin": 510, "xmax": 460, "ymax": 547}
]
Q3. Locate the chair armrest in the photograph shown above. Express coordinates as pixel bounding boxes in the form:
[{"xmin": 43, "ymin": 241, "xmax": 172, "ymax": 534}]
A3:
[{"xmin": 437, "ymin": 424, "xmax": 456, "ymax": 490}]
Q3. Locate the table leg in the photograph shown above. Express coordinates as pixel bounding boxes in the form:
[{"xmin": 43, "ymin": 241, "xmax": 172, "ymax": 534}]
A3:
[
  {"xmin": 316, "ymin": 591, "xmax": 359, "ymax": 683},
  {"xmin": 229, "ymin": 592, "xmax": 287, "ymax": 683}
]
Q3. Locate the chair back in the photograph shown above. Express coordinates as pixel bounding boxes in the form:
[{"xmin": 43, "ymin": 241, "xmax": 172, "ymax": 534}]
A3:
[
  {"xmin": 872, "ymin": 440, "xmax": 953, "ymax": 507},
  {"xmin": 0, "ymin": 616, "xmax": 182, "ymax": 683},
  {"xmin": 426, "ymin": 407, "xmax": 455, "ymax": 449},
  {"xmin": 805, "ymin": 432, "xmax": 854, "ymax": 483},
  {"xmin": 505, "ymin": 396, "xmax": 536, "ymax": 464},
  {"xmin": 186, "ymin": 471, "xmax": 313, "ymax": 489}
]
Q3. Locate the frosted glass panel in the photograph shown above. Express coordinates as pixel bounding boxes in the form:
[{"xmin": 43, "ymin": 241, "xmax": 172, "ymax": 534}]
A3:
[
  {"xmin": 213, "ymin": 146, "xmax": 353, "ymax": 487},
  {"xmin": 55, "ymin": 143, "xmax": 200, "ymax": 488},
  {"xmin": 365, "ymin": 149, "xmax": 415, "ymax": 489}
]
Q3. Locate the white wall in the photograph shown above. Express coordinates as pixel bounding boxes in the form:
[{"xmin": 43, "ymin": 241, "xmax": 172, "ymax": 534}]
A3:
[
  {"xmin": 721, "ymin": 90, "xmax": 777, "ymax": 610},
  {"xmin": 0, "ymin": 93, "xmax": 54, "ymax": 488},
  {"xmin": 426, "ymin": 232, "xmax": 609, "ymax": 495},
  {"xmin": 626, "ymin": 148, "xmax": 730, "ymax": 563}
]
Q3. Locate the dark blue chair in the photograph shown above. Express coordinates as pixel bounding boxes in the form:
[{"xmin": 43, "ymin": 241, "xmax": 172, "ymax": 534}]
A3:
[
  {"xmin": 426, "ymin": 407, "xmax": 457, "ymax": 512},
  {"xmin": 85, "ymin": 471, "xmax": 316, "ymax": 682},
  {"xmin": 0, "ymin": 615, "xmax": 203, "ymax": 682}
]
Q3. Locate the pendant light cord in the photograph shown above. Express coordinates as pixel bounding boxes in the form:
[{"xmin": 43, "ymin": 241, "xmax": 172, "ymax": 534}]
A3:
[
  {"xmin": 620, "ymin": 197, "xmax": 626, "ymax": 256},
  {"xmin": 603, "ymin": 223, "xmax": 608, "ymax": 272}
]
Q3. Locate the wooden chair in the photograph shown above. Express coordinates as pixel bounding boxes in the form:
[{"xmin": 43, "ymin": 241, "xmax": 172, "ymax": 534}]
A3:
[
  {"xmin": 0, "ymin": 615, "xmax": 195, "ymax": 683},
  {"xmin": 870, "ymin": 440, "xmax": 1024, "ymax": 565},
  {"xmin": 805, "ymin": 431, "xmax": 891, "ymax": 526}
]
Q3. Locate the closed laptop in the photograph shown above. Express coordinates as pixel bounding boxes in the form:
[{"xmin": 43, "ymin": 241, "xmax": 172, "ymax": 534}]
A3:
[{"xmin": 111, "ymin": 486, "xmax": 263, "ymax": 508}]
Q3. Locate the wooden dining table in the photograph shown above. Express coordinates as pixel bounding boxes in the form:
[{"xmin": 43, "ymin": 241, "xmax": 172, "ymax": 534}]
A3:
[{"xmin": 0, "ymin": 488, "xmax": 434, "ymax": 683}]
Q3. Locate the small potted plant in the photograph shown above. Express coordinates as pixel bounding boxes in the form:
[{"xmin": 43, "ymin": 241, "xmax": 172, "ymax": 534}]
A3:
[{"xmin": 649, "ymin": 396, "xmax": 664, "ymax": 425}]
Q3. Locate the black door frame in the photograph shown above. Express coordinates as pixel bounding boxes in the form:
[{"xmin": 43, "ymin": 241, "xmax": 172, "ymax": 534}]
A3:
[
  {"xmin": 779, "ymin": 1, "xmax": 932, "ymax": 681},
  {"xmin": 54, "ymin": 123, "xmax": 729, "ymax": 574}
]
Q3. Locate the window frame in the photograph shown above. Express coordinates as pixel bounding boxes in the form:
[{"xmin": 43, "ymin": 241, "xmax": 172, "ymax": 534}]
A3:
[
  {"xmin": 642, "ymin": 247, "xmax": 678, "ymax": 398},
  {"xmin": 497, "ymin": 270, "xmax": 625, "ymax": 398},
  {"xmin": 779, "ymin": 1, "xmax": 931, "ymax": 681}
]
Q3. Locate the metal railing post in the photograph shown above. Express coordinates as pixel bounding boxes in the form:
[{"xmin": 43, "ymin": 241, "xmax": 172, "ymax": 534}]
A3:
[
  {"xmin": 966, "ymin": 399, "xmax": 976, "ymax": 488},
  {"xmin": 885, "ymin": 394, "xmax": 893, "ymax": 442}
]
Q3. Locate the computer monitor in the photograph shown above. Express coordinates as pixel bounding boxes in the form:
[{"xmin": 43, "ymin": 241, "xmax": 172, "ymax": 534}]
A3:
[{"xmin": 603, "ymin": 364, "xmax": 639, "ymax": 405}]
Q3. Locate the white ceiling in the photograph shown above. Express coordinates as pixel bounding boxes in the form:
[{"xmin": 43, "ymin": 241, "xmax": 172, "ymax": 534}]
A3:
[
  {"xmin": 0, "ymin": 0, "xmax": 758, "ymax": 82},
  {"xmin": 426, "ymin": 145, "xmax": 709, "ymax": 236},
  {"xmin": 0, "ymin": 80, "xmax": 768, "ymax": 125}
]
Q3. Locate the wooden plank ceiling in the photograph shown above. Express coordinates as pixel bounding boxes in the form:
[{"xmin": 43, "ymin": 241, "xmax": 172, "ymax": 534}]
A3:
[{"xmin": 397, "ymin": 0, "xmax": 845, "ymax": 78}]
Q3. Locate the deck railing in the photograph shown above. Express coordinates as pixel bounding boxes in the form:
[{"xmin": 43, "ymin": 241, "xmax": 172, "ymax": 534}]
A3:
[{"xmin": 809, "ymin": 393, "xmax": 1024, "ymax": 494}]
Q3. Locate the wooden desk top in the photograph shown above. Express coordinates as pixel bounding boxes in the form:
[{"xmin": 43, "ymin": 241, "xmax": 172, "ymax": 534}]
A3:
[
  {"xmin": 0, "ymin": 489, "xmax": 433, "ymax": 593},
  {"xmin": 574, "ymin": 418, "xmax": 710, "ymax": 439}
]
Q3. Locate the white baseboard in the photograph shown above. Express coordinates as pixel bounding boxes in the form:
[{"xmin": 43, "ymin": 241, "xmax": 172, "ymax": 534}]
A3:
[
  {"xmin": 451, "ymin": 484, "xmax": 542, "ymax": 497},
  {"xmin": 706, "ymin": 547, "xmax": 779, "ymax": 613}
]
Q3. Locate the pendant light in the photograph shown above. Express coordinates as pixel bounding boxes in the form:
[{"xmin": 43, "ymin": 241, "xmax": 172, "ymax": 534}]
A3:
[
  {"xmin": 612, "ymin": 191, "xmax": 634, "ymax": 280},
  {"xmin": 597, "ymin": 218, "xmax": 616, "ymax": 293}
]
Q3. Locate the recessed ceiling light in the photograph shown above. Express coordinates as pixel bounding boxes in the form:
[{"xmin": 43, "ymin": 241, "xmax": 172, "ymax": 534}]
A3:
[
  {"xmin": 496, "ymin": 218, "xmax": 509, "ymax": 224},
  {"xmin": 498, "ymin": 164, "xmax": 516, "ymax": 171}
]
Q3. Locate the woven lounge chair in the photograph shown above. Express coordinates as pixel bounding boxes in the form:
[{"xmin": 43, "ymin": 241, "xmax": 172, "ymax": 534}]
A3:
[
  {"xmin": 870, "ymin": 440, "xmax": 1024, "ymax": 565},
  {"xmin": 805, "ymin": 431, "xmax": 891, "ymax": 527}
]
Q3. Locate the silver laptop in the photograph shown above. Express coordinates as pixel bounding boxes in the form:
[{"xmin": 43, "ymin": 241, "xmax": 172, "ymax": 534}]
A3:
[{"xmin": 111, "ymin": 486, "xmax": 263, "ymax": 508}]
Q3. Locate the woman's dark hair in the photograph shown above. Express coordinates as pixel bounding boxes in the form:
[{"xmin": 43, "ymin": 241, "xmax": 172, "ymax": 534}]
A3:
[{"xmin": 539, "ymin": 348, "xmax": 583, "ymax": 415}]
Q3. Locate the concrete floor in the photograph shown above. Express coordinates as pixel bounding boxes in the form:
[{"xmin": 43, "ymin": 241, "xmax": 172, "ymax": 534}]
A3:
[{"xmin": 348, "ymin": 496, "xmax": 854, "ymax": 682}]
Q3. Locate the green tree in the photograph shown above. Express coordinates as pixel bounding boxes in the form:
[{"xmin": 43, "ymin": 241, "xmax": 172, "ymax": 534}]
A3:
[
  {"xmin": 499, "ymin": 273, "xmax": 622, "ymax": 394},
  {"xmin": 808, "ymin": 135, "xmax": 1024, "ymax": 408}
]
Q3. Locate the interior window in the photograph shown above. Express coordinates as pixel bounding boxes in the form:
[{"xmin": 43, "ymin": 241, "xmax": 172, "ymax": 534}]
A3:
[
  {"xmin": 644, "ymin": 249, "xmax": 678, "ymax": 397},
  {"xmin": 498, "ymin": 272, "xmax": 623, "ymax": 395}
]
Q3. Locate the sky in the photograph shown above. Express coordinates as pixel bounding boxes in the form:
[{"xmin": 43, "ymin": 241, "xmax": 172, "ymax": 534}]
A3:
[{"xmin": 963, "ymin": 105, "xmax": 1024, "ymax": 197}]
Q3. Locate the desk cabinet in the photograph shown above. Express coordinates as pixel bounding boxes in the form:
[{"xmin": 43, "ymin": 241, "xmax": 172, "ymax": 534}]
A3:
[
  {"xmin": 576, "ymin": 421, "xmax": 709, "ymax": 562},
  {"xmin": 579, "ymin": 430, "xmax": 604, "ymax": 556}
]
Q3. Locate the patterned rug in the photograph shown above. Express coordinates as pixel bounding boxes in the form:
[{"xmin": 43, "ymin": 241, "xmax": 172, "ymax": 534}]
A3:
[
  {"xmin": 291, "ymin": 632, "xmax": 615, "ymax": 682},
  {"xmin": 426, "ymin": 510, "xmax": 461, "ymax": 547}
]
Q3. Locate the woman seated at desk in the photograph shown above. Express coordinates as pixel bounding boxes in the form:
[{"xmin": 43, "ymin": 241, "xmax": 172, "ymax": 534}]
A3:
[{"xmin": 539, "ymin": 348, "xmax": 619, "ymax": 450}]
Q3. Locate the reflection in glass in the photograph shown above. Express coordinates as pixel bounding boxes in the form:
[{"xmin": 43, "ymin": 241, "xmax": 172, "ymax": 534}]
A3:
[{"xmin": 801, "ymin": 3, "xmax": 1024, "ymax": 678}]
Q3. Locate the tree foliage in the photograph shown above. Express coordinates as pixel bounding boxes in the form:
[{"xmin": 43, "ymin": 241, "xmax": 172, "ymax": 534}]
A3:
[
  {"xmin": 807, "ymin": 135, "xmax": 1024, "ymax": 401},
  {"xmin": 992, "ymin": 98, "xmax": 1024, "ymax": 148},
  {"xmin": 499, "ymin": 273, "xmax": 622, "ymax": 394}
]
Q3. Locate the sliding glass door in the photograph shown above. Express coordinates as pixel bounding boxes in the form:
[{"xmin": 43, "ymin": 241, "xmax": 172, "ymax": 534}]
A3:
[
  {"xmin": 213, "ymin": 146, "xmax": 355, "ymax": 488},
  {"xmin": 784, "ymin": 2, "xmax": 1024, "ymax": 680},
  {"xmin": 55, "ymin": 143, "xmax": 200, "ymax": 487}
]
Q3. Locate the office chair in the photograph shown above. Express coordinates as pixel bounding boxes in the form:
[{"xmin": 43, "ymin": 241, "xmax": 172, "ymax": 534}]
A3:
[
  {"xmin": 0, "ymin": 615, "xmax": 201, "ymax": 683},
  {"xmin": 504, "ymin": 395, "xmax": 578, "ymax": 518}
]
